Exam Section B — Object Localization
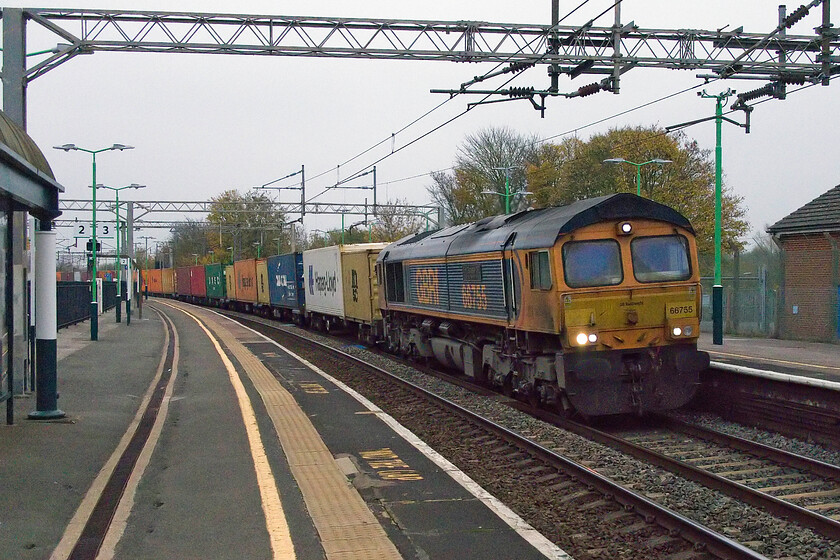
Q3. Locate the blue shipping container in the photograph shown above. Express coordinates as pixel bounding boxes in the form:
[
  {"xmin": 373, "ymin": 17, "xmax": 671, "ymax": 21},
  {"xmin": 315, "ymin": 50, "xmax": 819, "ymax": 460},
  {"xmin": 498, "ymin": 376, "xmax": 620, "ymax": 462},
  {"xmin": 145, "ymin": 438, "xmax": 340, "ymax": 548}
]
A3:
[{"xmin": 267, "ymin": 253, "xmax": 305, "ymax": 312}]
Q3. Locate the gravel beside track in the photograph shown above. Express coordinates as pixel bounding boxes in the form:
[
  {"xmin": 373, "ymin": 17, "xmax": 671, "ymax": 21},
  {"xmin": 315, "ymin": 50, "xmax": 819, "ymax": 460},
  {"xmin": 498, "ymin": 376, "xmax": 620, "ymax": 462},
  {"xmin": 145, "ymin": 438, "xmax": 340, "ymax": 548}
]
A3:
[{"xmin": 238, "ymin": 315, "xmax": 840, "ymax": 559}]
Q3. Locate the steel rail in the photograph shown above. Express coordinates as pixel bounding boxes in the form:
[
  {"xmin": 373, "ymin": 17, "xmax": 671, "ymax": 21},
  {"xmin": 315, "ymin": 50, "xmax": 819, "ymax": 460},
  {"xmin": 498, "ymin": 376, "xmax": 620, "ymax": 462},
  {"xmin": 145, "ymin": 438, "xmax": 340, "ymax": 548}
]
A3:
[{"xmin": 550, "ymin": 414, "xmax": 840, "ymax": 541}]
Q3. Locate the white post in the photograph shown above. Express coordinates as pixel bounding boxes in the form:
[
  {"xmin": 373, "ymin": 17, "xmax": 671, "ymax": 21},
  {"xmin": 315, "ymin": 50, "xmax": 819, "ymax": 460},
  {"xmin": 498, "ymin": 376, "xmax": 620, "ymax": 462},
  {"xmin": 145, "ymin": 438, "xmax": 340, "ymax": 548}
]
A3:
[{"xmin": 29, "ymin": 225, "xmax": 64, "ymax": 419}]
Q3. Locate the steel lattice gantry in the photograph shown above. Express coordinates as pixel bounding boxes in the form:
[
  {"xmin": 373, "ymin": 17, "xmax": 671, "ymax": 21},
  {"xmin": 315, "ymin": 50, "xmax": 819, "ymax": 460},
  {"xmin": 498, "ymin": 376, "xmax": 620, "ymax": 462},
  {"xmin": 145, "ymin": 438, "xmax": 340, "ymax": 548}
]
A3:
[
  {"xmin": 9, "ymin": 7, "xmax": 840, "ymax": 82},
  {"xmin": 55, "ymin": 198, "xmax": 444, "ymax": 229}
]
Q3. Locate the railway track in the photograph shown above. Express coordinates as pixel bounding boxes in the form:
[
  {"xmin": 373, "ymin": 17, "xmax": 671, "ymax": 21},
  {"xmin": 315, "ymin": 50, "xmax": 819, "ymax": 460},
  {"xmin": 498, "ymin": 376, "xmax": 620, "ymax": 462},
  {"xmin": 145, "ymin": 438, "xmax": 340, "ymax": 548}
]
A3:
[
  {"xmin": 560, "ymin": 416, "xmax": 840, "ymax": 541},
  {"xmin": 221, "ymin": 310, "xmax": 765, "ymax": 560}
]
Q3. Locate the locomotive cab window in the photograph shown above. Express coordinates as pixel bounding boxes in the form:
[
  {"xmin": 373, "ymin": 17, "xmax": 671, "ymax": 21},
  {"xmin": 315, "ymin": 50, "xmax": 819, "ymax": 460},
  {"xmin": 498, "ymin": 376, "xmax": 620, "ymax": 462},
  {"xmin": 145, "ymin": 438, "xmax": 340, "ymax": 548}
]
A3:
[
  {"xmin": 529, "ymin": 250, "xmax": 552, "ymax": 290},
  {"xmin": 562, "ymin": 240, "xmax": 623, "ymax": 288},
  {"xmin": 631, "ymin": 235, "xmax": 691, "ymax": 282}
]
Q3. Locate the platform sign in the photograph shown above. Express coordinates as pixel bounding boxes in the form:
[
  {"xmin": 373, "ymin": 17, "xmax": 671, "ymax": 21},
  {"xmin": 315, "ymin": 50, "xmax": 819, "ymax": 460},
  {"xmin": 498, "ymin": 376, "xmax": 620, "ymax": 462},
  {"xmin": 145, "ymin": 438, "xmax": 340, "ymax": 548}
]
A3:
[{"xmin": 73, "ymin": 223, "xmax": 114, "ymax": 239}]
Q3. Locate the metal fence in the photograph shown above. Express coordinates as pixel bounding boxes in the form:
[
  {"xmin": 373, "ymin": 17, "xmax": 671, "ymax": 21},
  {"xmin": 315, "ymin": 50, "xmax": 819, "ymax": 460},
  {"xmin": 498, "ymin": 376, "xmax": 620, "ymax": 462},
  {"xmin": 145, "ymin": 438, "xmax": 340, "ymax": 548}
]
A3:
[
  {"xmin": 700, "ymin": 270, "xmax": 777, "ymax": 336},
  {"xmin": 56, "ymin": 281, "xmax": 118, "ymax": 329}
]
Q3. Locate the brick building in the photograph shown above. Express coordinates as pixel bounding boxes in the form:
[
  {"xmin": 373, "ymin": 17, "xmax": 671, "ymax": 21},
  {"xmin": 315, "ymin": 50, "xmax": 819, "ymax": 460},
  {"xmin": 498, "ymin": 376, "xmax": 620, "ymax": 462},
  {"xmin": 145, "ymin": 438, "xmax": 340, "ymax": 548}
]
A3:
[{"xmin": 767, "ymin": 185, "xmax": 840, "ymax": 342}]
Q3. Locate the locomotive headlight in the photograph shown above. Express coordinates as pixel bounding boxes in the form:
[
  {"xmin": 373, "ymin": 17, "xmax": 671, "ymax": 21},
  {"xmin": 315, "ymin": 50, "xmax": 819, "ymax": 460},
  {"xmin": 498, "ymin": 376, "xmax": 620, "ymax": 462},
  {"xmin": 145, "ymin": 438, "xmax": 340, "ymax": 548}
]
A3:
[
  {"xmin": 588, "ymin": 333, "xmax": 598, "ymax": 343},
  {"xmin": 617, "ymin": 221, "xmax": 633, "ymax": 235},
  {"xmin": 576, "ymin": 333, "xmax": 589, "ymax": 345},
  {"xmin": 672, "ymin": 327, "xmax": 683, "ymax": 337},
  {"xmin": 683, "ymin": 325, "xmax": 693, "ymax": 336}
]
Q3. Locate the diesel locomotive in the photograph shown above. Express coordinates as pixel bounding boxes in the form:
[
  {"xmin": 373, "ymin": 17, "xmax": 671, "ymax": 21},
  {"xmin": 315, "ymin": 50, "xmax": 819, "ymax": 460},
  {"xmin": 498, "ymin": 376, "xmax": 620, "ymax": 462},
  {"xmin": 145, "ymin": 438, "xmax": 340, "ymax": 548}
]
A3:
[
  {"xmin": 376, "ymin": 193, "xmax": 709, "ymax": 417},
  {"xmin": 147, "ymin": 193, "xmax": 709, "ymax": 418}
]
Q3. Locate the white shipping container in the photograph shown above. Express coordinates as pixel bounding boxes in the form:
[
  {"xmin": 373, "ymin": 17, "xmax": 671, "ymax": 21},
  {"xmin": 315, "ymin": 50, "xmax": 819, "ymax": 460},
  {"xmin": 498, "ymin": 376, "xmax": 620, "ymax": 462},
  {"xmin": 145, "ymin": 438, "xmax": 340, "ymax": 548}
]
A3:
[{"xmin": 303, "ymin": 246, "xmax": 345, "ymax": 318}]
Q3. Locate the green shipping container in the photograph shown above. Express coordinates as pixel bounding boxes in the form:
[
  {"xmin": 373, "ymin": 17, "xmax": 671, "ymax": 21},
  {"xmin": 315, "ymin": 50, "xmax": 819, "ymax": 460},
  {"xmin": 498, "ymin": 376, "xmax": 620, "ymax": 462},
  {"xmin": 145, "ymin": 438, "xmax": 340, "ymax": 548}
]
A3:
[{"xmin": 205, "ymin": 263, "xmax": 227, "ymax": 300}]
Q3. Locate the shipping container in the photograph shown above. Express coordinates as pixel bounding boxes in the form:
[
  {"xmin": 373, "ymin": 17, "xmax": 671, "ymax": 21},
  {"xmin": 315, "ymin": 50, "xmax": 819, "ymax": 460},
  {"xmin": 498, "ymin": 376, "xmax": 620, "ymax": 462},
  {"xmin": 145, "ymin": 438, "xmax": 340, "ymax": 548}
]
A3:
[
  {"xmin": 303, "ymin": 243, "xmax": 388, "ymax": 322},
  {"xmin": 233, "ymin": 259, "xmax": 258, "ymax": 303},
  {"xmin": 176, "ymin": 266, "xmax": 192, "ymax": 296},
  {"xmin": 148, "ymin": 269, "xmax": 163, "ymax": 294},
  {"xmin": 205, "ymin": 263, "xmax": 226, "ymax": 300},
  {"xmin": 189, "ymin": 265, "xmax": 207, "ymax": 298},
  {"xmin": 303, "ymin": 246, "xmax": 344, "ymax": 318},
  {"xmin": 267, "ymin": 253, "xmax": 304, "ymax": 312},
  {"xmin": 161, "ymin": 268, "xmax": 175, "ymax": 294},
  {"xmin": 225, "ymin": 265, "xmax": 236, "ymax": 300},
  {"xmin": 342, "ymin": 245, "xmax": 387, "ymax": 324},
  {"xmin": 256, "ymin": 259, "xmax": 270, "ymax": 304}
]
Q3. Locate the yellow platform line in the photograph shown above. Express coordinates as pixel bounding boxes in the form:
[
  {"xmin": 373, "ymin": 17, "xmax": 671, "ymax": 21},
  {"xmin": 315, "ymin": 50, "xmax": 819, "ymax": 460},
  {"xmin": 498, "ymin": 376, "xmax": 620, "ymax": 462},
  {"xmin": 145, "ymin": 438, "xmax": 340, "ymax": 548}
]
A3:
[
  {"xmin": 181, "ymin": 303, "xmax": 402, "ymax": 560},
  {"xmin": 165, "ymin": 303, "xmax": 295, "ymax": 559}
]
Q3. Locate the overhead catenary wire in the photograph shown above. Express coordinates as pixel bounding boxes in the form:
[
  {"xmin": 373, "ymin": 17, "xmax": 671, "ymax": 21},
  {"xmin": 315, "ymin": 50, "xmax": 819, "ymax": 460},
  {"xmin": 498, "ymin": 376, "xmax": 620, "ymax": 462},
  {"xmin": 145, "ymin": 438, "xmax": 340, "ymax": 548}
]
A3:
[{"xmin": 303, "ymin": 0, "xmax": 608, "ymax": 203}]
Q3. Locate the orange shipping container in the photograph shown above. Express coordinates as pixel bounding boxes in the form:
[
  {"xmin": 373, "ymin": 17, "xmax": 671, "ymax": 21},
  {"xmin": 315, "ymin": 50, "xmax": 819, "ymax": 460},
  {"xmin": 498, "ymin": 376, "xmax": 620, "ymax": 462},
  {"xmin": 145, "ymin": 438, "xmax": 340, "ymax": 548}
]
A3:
[
  {"xmin": 148, "ymin": 269, "xmax": 163, "ymax": 294},
  {"xmin": 256, "ymin": 259, "xmax": 270, "ymax": 304},
  {"xmin": 233, "ymin": 258, "xmax": 258, "ymax": 303}
]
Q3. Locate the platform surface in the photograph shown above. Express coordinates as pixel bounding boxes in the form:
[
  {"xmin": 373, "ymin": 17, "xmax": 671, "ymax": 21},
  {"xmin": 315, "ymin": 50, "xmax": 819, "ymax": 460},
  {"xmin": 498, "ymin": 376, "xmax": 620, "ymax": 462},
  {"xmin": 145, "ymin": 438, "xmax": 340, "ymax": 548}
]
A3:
[
  {"xmin": 0, "ymin": 300, "xmax": 564, "ymax": 560},
  {"xmin": 699, "ymin": 332, "xmax": 839, "ymax": 382}
]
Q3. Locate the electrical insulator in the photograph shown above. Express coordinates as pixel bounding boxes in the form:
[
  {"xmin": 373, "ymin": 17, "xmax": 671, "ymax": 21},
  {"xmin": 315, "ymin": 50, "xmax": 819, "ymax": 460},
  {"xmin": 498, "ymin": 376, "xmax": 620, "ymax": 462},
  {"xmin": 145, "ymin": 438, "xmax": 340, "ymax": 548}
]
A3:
[
  {"xmin": 577, "ymin": 83, "xmax": 601, "ymax": 97},
  {"xmin": 737, "ymin": 83, "xmax": 774, "ymax": 103},
  {"xmin": 507, "ymin": 86, "xmax": 534, "ymax": 98},
  {"xmin": 508, "ymin": 61, "xmax": 535, "ymax": 73},
  {"xmin": 783, "ymin": 4, "xmax": 810, "ymax": 28},
  {"xmin": 779, "ymin": 74, "xmax": 806, "ymax": 85}
]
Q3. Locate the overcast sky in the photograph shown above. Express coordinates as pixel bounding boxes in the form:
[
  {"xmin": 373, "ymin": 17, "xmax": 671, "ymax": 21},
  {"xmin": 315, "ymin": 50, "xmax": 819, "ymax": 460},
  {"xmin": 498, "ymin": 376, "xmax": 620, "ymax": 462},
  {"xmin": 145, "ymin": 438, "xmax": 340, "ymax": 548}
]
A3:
[{"xmin": 5, "ymin": 1, "xmax": 838, "ymax": 250}]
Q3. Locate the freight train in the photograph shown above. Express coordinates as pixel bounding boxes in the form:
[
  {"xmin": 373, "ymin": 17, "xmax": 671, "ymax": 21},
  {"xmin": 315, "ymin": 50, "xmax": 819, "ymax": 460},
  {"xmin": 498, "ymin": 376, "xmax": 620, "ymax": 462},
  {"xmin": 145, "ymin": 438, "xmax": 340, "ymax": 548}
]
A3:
[{"xmin": 146, "ymin": 193, "xmax": 709, "ymax": 418}]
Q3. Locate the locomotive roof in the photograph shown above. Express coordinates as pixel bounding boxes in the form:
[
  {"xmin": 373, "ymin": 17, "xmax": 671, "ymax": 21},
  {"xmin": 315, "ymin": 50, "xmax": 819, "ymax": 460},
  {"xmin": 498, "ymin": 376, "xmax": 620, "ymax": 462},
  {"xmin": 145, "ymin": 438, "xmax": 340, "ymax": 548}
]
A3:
[{"xmin": 379, "ymin": 193, "xmax": 693, "ymax": 261}]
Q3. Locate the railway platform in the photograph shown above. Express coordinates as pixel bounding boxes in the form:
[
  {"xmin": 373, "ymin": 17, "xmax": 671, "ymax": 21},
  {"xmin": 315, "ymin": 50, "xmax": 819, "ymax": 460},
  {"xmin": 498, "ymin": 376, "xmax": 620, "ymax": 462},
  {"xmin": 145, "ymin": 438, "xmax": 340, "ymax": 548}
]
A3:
[
  {"xmin": 699, "ymin": 333, "xmax": 840, "ymax": 383},
  {"xmin": 0, "ymin": 299, "xmax": 565, "ymax": 560}
]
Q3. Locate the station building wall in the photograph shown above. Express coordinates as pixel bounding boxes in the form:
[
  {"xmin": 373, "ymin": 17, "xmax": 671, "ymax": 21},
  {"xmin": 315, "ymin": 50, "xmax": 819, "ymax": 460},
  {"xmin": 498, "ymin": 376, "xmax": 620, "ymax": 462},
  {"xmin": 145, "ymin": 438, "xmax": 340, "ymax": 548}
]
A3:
[{"xmin": 777, "ymin": 232, "xmax": 840, "ymax": 342}]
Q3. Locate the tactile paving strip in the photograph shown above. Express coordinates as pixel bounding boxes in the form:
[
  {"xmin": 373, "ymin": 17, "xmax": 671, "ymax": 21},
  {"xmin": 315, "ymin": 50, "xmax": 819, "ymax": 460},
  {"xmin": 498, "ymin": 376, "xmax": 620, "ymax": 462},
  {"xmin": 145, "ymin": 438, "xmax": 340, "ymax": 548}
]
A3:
[{"xmin": 193, "ymin": 307, "xmax": 402, "ymax": 560}]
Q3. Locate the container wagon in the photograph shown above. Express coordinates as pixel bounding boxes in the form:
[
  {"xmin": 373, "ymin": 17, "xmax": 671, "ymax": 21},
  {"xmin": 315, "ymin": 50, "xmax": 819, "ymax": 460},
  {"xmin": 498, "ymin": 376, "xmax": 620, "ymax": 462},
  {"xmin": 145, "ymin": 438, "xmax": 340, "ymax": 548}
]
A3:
[
  {"xmin": 233, "ymin": 258, "xmax": 258, "ymax": 306},
  {"xmin": 148, "ymin": 269, "xmax": 163, "ymax": 295},
  {"xmin": 189, "ymin": 265, "xmax": 207, "ymax": 301},
  {"xmin": 205, "ymin": 263, "xmax": 226, "ymax": 304},
  {"xmin": 175, "ymin": 266, "xmax": 191, "ymax": 297},
  {"xmin": 266, "ymin": 253, "xmax": 304, "ymax": 323},
  {"xmin": 303, "ymin": 243, "xmax": 388, "ymax": 335},
  {"xmin": 225, "ymin": 265, "xmax": 236, "ymax": 303},
  {"xmin": 256, "ymin": 259, "xmax": 271, "ymax": 312},
  {"xmin": 161, "ymin": 268, "xmax": 175, "ymax": 295}
]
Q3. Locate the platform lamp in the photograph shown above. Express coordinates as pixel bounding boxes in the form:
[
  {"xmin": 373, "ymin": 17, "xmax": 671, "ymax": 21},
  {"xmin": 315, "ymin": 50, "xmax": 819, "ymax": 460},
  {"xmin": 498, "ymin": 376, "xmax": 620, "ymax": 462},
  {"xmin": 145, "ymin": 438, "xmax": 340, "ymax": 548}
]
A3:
[
  {"xmin": 53, "ymin": 143, "xmax": 134, "ymax": 341},
  {"xmin": 602, "ymin": 158, "xmax": 671, "ymax": 197},
  {"xmin": 481, "ymin": 165, "xmax": 529, "ymax": 215},
  {"xmin": 97, "ymin": 183, "xmax": 145, "ymax": 324}
]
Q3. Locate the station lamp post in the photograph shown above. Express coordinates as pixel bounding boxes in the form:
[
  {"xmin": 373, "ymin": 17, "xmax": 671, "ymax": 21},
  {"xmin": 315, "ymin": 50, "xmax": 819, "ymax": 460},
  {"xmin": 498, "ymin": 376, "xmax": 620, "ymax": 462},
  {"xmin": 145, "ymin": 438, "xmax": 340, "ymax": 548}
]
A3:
[
  {"xmin": 700, "ymin": 89, "xmax": 736, "ymax": 346},
  {"xmin": 53, "ymin": 143, "xmax": 134, "ymax": 341},
  {"xmin": 481, "ymin": 166, "xmax": 529, "ymax": 215},
  {"xmin": 602, "ymin": 158, "xmax": 672, "ymax": 196},
  {"xmin": 97, "ymin": 183, "xmax": 145, "ymax": 323}
]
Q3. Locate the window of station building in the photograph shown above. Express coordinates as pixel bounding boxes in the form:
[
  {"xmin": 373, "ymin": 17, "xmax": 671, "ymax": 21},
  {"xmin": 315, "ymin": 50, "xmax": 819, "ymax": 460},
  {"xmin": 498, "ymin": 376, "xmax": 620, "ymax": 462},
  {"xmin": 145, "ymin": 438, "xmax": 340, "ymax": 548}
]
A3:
[
  {"xmin": 631, "ymin": 235, "xmax": 691, "ymax": 282},
  {"xmin": 528, "ymin": 250, "xmax": 552, "ymax": 290},
  {"xmin": 385, "ymin": 262, "xmax": 405, "ymax": 303},
  {"xmin": 562, "ymin": 240, "xmax": 623, "ymax": 288}
]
